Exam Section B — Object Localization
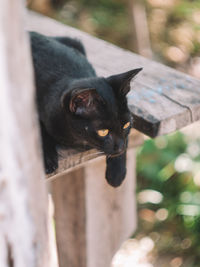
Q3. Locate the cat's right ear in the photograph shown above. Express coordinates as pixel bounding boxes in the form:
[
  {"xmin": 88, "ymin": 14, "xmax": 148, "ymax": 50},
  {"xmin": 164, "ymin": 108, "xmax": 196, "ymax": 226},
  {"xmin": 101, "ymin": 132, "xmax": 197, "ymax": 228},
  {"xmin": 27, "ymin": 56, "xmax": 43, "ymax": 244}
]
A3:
[
  {"xmin": 61, "ymin": 88, "xmax": 102, "ymax": 117},
  {"xmin": 106, "ymin": 68, "xmax": 142, "ymax": 96}
]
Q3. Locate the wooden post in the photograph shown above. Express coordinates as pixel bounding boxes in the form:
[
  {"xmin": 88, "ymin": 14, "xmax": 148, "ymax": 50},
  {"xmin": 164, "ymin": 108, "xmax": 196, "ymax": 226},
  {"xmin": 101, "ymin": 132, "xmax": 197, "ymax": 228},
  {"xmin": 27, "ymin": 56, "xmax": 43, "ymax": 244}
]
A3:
[
  {"xmin": 0, "ymin": 1, "xmax": 51, "ymax": 267},
  {"xmin": 128, "ymin": 0, "xmax": 152, "ymax": 58},
  {"xmin": 52, "ymin": 148, "xmax": 137, "ymax": 267},
  {"xmin": 52, "ymin": 168, "xmax": 87, "ymax": 267}
]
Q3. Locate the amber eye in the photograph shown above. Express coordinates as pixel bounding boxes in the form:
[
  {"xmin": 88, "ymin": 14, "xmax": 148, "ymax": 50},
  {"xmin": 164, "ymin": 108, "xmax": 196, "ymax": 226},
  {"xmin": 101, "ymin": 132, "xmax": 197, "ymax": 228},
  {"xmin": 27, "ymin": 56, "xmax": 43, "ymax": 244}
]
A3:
[
  {"xmin": 97, "ymin": 129, "xmax": 109, "ymax": 137},
  {"xmin": 123, "ymin": 122, "xmax": 130, "ymax": 129}
]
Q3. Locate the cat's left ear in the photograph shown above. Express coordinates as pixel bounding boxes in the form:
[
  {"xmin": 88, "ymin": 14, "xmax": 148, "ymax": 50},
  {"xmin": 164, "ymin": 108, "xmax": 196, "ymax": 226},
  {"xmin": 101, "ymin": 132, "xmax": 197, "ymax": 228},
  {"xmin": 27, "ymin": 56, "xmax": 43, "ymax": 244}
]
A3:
[
  {"xmin": 106, "ymin": 68, "xmax": 142, "ymax": 96},
  {"xmin": 61, "ymin": 88, "xmax": 102, "ymax": 117}
]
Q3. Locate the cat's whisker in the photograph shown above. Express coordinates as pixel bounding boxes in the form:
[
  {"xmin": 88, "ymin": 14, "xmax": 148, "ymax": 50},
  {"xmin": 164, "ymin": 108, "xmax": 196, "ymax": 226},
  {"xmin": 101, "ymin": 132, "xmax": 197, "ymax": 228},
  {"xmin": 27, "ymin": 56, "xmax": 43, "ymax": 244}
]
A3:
[
  {"xmin": 82, "ymin": 151, "xmax": 104, "ymax": 158},
  {"xmin": 91, "ymin": 151, "xmax": 104, "ymax": 156},
  {"xmin": 80, "ymin": 151, "xmax": 105, "ymax": 161}
]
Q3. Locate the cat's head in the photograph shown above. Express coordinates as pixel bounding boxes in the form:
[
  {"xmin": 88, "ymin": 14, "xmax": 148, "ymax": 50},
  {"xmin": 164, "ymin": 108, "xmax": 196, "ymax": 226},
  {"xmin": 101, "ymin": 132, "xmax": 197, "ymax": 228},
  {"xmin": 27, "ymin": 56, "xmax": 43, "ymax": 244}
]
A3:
[{"xmin": 61, "ymin": 68, "xmax": 142, "ymax": 156}]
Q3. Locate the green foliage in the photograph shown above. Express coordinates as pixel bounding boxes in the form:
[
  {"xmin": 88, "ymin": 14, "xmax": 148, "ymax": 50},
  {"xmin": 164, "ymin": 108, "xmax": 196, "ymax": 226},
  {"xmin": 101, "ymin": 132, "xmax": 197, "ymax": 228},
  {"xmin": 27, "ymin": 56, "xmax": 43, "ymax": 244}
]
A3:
[{"xmin": 136, "ymin": 132, "xmax": 200, "ymax": 266}]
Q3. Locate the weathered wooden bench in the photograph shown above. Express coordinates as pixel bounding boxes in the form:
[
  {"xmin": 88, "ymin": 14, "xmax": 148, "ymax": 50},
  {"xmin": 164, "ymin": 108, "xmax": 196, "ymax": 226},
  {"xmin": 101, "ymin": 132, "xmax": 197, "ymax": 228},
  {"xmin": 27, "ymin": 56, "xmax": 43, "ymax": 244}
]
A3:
[{"xmin": 1, "ymin": 2, "xmax": 200, "ymax": 267}]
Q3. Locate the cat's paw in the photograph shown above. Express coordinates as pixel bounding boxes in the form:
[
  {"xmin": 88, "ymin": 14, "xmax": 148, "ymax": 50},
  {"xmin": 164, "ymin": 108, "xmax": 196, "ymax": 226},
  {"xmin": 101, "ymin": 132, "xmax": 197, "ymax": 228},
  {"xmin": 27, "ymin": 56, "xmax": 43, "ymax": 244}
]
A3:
[{"xmin": 106, "ymin": 154, "xmax": 126, "ymax": 187}]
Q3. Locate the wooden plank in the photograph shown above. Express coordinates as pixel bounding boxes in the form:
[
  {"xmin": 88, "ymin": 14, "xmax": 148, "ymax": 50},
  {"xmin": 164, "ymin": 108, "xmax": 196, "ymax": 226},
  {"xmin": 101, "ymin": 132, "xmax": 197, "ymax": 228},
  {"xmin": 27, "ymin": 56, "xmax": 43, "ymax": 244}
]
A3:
[
  {"xmin": 0, "ymin": 3, "xmax": 51, "ymax": 267},
  {"xmin": 26, "ymin": 12, "xmax": 200, "ymax": 137},
  {"xmin": 51, "ymin": 148, "xmax": 137, "ymax": 267}
]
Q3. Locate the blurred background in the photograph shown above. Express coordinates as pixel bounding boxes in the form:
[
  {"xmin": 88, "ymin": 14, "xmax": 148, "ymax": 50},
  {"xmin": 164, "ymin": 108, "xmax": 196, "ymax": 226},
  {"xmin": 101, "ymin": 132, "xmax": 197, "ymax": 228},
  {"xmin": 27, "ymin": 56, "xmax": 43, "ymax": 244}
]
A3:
[{"xmin": 28, "ymin": 1, "xmax": 200, "ymax": 266}]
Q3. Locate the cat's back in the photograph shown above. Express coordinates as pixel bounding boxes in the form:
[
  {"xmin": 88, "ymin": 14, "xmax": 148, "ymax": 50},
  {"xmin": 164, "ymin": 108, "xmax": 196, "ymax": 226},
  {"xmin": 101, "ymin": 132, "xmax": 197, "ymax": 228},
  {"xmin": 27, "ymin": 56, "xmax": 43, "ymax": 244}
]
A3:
[{"xmin": 30, "ymin": 31, "xmax": 96, "ymax": 80}]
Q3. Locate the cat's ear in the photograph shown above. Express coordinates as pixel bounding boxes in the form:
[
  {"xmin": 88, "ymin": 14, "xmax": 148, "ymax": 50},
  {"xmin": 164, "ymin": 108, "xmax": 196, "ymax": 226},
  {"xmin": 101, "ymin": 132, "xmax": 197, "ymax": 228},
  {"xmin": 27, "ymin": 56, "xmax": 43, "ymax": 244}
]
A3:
[
  {"xmin": 62, "ymin": 88, "xmax": 102, "ymax": 117},
  {"xmin": 106, "ymin": 68, "xmax": 142, "ymax": 96}
]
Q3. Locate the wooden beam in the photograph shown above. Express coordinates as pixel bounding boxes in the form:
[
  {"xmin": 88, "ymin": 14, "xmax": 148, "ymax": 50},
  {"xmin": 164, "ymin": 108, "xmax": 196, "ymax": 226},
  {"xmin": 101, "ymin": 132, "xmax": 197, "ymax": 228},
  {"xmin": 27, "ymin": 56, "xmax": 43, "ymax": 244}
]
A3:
[
  {"xmin": 52, "ymin": 168, "xmax": 87, "ymax": 267},
  {"xmin": 0, "ymin": 2, "xmax": 51, "ymax": 267}
]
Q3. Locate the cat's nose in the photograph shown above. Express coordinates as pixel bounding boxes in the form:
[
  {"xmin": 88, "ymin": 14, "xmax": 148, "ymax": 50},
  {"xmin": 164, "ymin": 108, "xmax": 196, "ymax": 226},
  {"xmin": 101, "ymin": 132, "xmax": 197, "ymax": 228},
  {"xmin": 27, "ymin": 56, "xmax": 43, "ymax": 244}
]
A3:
[{"xmin": 113, "ymin": 140, "xmax": 125, "ymax": 154}]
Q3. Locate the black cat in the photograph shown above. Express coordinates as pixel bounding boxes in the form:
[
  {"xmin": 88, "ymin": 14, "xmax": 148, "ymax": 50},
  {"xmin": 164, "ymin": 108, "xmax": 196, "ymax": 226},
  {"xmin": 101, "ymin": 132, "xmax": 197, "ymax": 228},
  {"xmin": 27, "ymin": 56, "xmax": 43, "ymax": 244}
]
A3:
[{"xmin": 30, "ymin": 31, "xmax": 142, "ymax": 187}]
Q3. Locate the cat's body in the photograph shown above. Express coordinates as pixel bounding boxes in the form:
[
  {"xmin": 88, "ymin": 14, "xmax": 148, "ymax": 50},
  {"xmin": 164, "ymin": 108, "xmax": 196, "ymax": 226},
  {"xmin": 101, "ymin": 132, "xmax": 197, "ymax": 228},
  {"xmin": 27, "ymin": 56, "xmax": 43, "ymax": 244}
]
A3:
[{"xmin": 30, "ymin": 31, "xmax": 142, "ymax": 187}]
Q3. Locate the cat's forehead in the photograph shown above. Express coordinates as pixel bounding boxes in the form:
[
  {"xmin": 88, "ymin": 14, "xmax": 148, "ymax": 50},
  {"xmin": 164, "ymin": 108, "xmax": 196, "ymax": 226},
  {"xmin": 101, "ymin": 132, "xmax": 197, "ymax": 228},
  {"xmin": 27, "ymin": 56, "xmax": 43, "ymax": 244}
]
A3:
[
  {"xmin": 92, "ymin": 107, "xmax": 130, "ymax": 128},
  {"xmin": 70, "ymin": 77, "xmax": 129, "ymax": 117},
  {"xmin": 93, "ymin": 78, "xmax": 117, "ymax": 109},
  {"xmin": 94, "ymin": 78, "xmax": 130, "ymax": 121}
]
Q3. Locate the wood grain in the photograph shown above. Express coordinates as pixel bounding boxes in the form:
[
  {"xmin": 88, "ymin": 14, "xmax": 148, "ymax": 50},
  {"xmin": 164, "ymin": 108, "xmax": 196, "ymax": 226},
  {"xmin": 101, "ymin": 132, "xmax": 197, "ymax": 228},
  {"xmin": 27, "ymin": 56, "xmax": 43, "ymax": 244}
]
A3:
[{"xmin": 26, "ymin": 11, "xmax": 200, "ymax": 138}]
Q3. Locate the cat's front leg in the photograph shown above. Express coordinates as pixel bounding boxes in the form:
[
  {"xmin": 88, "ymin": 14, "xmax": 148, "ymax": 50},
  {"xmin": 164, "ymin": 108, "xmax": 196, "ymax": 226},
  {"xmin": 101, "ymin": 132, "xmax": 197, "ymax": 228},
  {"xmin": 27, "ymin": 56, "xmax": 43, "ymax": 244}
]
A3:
[
  {"xmin": 40, "ymin": 123, "xmax": 58, "ymax": 174},
  {"xmin": 106, "ymin": 151, "xmax": 127, "ymax": 187}
]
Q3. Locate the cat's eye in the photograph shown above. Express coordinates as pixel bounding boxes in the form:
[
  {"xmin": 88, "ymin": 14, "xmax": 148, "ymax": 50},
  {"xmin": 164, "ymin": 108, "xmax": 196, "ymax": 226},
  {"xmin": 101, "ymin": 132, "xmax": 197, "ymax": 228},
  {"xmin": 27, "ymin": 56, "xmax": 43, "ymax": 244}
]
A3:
[
  {"xmin": 97, "ymin": 129, "xmax": 109, "ymax": 137},
  {"xmin": 123, "ymin": 122, "xmax": 130, "ymax": 129}
]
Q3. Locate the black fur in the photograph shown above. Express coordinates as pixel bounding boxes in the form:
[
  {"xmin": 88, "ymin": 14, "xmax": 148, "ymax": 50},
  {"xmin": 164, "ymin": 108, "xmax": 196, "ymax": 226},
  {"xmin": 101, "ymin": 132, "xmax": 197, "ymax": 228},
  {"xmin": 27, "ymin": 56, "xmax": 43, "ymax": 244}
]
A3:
[{"xmin": 30, "ymin": 31, "xmax": 142, "ymax": 187}]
